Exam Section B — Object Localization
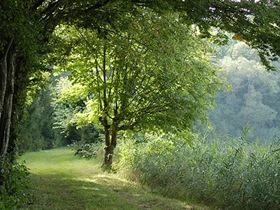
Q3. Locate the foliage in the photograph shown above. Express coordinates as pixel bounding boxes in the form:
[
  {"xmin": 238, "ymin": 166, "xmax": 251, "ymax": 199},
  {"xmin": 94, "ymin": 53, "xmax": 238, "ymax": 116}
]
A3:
[
  {"xmin": 210, "ymin": 40, "xmax": 280, "ymax": 141},
  {"xmin": 0, "ymin": 159, "xmax": 29, "ymax": 209},
  {"xmin": 53, "ymin": 13, "xmax": 221, "ymax": 133},
  {"xmin": 17, "ymin": 75, "xmax": 100, "ymax": 154},
  {"xmin": 116, "ymin": 134, "xmax": 280, "ymax": 209},
  {"xmin": 17, "ymin": 82, "xmax": 63, "ymax": 153},
  {"xmin": 51, "ymin": 76, "xmax": 91, "ymax": 132},
  {"xmin": 51, "ymin": 76, "xmax": 100, "ymax": 145}
]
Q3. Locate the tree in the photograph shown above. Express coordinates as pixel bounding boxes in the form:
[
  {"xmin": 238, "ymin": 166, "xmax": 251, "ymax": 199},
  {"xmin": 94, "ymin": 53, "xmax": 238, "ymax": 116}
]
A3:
[
  {"xmin": 17, "ymin": 85, "xmax": 63, "ymax": 153},
  {"xmin": 53, "ymin": 10, "xmax": 221, "ymax": 168},
  {"xmin": 51, "ymin": 76, "xmax": 99, "ymax": 145}
]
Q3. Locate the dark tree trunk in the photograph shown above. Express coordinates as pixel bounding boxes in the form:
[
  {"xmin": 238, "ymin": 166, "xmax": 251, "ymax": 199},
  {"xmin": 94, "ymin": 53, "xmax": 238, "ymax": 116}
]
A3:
[
  {"xmin": 0, "ymin": 40, "xmax": 13, "ymax": 127},
  {"xmin": 103, "ymin": 144, "xmax": 114, "ymax": 169},
  {"xmin": 0, "ymin": 39, "xmax": 16, "ymax": 186},
  {"xmin": 103, "ymin": 123, "xmax": 111, "ymax": 168},
  {"xmin": 0, "ymin": 40, "xmax": 16, "ymax": 158},
  {"xmin": 102, "ymin": 122, "xmax": 118, "ymax": 170}
]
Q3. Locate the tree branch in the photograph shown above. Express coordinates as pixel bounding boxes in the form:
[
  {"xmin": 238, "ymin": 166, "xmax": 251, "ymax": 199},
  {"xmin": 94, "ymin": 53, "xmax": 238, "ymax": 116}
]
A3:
[{"xmin": 31, "ymin": 0, "xmax": 47, "ymax": 11}]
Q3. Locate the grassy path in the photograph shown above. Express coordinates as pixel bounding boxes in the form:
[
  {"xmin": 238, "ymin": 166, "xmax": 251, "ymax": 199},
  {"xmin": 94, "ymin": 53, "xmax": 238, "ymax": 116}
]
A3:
[{"xmin": 19, "ymin": 148, "xmax": 208, "ymax": 210}]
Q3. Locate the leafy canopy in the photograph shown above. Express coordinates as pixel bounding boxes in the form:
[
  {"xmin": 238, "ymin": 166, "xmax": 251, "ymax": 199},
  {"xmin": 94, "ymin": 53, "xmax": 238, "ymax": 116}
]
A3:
[{"xmin": 53, "ymin": 10, "xmax": 222, "ymax": 133}]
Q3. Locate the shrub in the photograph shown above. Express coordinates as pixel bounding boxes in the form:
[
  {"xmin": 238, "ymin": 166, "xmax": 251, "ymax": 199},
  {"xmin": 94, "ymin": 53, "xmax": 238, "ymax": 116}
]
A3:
[
  {"xmin": 0, "ymin": 159, "xmax": 30, "ymax": 209},
  {"xmin": 116, "ymin": 133, "xmax": 280, "ymax": 210},
  {"xmin": 72, "ymin": 142, "xmax": 103, "ymax": 159}
]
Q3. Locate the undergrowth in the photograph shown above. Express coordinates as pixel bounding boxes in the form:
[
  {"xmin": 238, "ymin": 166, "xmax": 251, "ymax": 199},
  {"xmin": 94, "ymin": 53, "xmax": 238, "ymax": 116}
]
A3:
[
  {"xmin": 71, "ymin": 142, "xmax": 103, "ymax": 159},
  {"xmin": 115, "ymin": 133, "xmax": 280, "ymax": 210},
  {"xmin": 0, "ymin": 159, "xmax": 29, "ymax": 210}
]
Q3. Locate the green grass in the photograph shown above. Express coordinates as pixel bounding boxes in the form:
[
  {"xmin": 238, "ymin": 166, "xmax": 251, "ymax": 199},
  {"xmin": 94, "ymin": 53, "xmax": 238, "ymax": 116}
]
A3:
[{"xmin": 19, "ymin": 147, "xmax": 208, "ymax": 210}]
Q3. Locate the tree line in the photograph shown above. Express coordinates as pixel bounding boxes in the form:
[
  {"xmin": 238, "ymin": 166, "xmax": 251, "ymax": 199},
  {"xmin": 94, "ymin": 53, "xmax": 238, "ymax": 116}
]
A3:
[{"xmin": 210, "ymin": 40, "xmax": 280, "ymax": 142}]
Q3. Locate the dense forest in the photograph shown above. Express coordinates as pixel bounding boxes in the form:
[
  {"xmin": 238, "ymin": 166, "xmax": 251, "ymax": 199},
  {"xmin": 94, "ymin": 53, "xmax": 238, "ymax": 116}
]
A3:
[
  {"xmin": 211, "ymin": 41, "xmax": 280, "ymax": 141},
  {"xmin": 1, "ymin": 0, "xmax": 280, "ymax": 209}
]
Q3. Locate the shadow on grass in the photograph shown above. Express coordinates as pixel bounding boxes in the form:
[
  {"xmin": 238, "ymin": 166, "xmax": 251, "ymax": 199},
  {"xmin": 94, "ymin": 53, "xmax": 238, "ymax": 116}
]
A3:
[
  {"xmin": 20, "ymin": 173, "xmax": 136, "ymax": 210},
  {"xmin": 20, "ymin": 173, "xmax": 198, "ymax": 210}
]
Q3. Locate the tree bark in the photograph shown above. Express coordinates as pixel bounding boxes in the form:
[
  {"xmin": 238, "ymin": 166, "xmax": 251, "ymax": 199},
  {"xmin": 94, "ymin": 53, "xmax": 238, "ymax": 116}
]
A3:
[
  {"xmin": 103, "ymin": 144, "xmax": 114, "ymax": 169},
  {"xmin": 2, "ymin": 53, "xmax": 15, "ymax": 156},
  {"xmin": 0, "ymin": 58, "xmax": 7, "ymax": 121},
  {"xmin": 0, "ymin": 39, "xmax": 16, "ymax": 186},
  {"xmin": 102, "ymin": 122, "xmax": 118, "ymax": 170},
  {"xmin": 0, "ymin": 40, "xmax": 16, "ymax": 158},
  {"xmin": 0, "ymin": 39, "xmax": 13, "ymax": 124},
  {"xmin": 103, "ymin": 124, "xmax": 114, "ymax": 169}
]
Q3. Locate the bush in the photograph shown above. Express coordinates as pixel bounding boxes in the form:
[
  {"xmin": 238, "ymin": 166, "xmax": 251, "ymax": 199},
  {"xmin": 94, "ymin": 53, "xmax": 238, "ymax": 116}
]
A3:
[
  {"xmin": 0, "ymin": 159, "xmax": 30, "ymax": 209},
  {"xmin": 72, "ymin": 142, "xmax": 103, "ymax": 159},
  {"xmin": 116, "ymin": 133, "xmax": 280, "ymax": 210}
]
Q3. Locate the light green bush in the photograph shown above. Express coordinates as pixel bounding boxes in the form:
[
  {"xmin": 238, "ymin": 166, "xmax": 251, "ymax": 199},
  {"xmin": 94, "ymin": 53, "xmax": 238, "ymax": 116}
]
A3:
[{"xmin": 116, "ymin": 133, "xmax": 280, "ymax": 210}]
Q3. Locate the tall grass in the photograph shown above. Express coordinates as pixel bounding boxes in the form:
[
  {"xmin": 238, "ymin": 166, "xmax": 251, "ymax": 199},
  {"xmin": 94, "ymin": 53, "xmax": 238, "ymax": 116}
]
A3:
[{"xmin": 116, "ymin": 134, "xmax": 280, "ymax": 210}]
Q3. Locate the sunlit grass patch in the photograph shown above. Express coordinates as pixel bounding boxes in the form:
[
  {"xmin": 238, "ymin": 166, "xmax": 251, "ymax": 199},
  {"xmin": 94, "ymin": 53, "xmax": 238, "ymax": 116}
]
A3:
[{"xmin": 19, "ymin": 147, "xmax": 208, "ymax": 210}]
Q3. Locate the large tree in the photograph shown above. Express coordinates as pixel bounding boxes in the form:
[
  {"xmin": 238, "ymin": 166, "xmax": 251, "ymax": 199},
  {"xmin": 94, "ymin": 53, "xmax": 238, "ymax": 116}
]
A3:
[{"xmin": 52, "ymin": 11, "xmax": 221, "ymax": 168}]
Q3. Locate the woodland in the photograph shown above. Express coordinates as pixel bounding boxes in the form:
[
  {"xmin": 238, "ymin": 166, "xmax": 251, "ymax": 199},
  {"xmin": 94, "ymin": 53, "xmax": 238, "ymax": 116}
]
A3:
[{"xmin": 1, "ymin": 0, "xmax": 280, "ymax": 209}]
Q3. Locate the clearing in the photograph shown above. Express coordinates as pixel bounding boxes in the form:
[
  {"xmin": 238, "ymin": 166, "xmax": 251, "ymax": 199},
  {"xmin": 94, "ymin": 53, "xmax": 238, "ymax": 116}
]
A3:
[{"xmin": 19, "ymin": 148, "xmax": 209, "ymax": 210}]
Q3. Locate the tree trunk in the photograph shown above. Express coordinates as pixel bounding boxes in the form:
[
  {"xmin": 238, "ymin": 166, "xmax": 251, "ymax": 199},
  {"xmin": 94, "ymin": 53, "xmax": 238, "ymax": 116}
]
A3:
[
  {"xmin": 1, "ymin": 53, "xmax": 15, "ymax": 156},
  {"xmin": 0, "ymin": 40, "xmax": 16, "ymax": 158},
  {"xmin": 103, "ymin": 122, "xmax": 111, "ymax": 168},
  {"xmin": 103, "ymin": 144, "xmax": 114, "ymax": 169},
  {"xmin": 102, "ymin": 123, "xmax": 118, "ymax": 170},
  {"xmin": 0, "ymin": 39, "xmax": 13, "ymax": 125},
  {"xmin": 0, "ymin": 39, "xmax": 16, "ymax": 186}
]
